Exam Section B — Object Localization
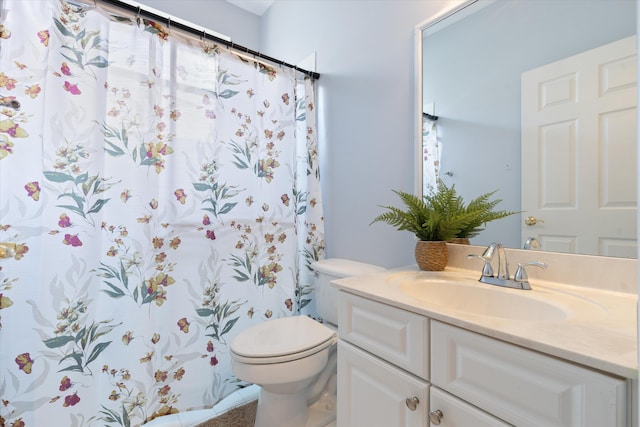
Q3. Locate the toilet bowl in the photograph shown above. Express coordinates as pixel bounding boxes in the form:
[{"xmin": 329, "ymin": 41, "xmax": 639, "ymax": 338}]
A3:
[{"xmin": 230, "ymin": 258, "xmax": 385, "ymax": 427}]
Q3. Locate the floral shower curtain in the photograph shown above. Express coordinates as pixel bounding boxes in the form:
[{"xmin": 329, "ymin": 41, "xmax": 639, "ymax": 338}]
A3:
[
  {"xmin": 0, "ymin": 1, "xmax": 324, "ymax": 425},
  {"xmin": 422, "ymin": 114, "xmax": 440, "ymax": 195}
]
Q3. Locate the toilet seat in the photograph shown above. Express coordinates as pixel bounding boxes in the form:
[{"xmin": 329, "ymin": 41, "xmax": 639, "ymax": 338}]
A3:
[{"xmin": 231, "ymin": 316, "xmax": 336, "ymax": 365}]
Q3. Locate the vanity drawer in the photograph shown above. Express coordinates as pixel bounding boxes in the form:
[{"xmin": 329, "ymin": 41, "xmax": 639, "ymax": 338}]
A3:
[
  {"xmin": 338, "ymin": 291, "xmax": 429, "ymax": 378},
  {"xmin": 431, "ymin": 321, "xmax": 627, "ymax": 427},
  {"xmin": 430, "ymin": 386, "xmax": 511, "ymax": 427}
]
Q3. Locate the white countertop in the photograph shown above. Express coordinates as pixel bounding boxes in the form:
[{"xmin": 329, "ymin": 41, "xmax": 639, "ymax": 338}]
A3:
[{"xmin": 333, "ymin": 266, "xmax": 638, "ymax": 379}]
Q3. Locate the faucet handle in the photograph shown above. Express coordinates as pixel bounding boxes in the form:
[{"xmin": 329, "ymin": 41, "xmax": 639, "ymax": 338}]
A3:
[
  {"xmin": 467, "ymin": 254, "xmax": 494, "ymax": 277},
  {"xmin": 514, "ymin": 261, "xmax": 548, "ymax": 289}
]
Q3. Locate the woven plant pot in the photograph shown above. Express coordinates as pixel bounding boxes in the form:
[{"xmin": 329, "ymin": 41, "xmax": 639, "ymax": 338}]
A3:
[{"xmin": 415, "ymin": 240, "xmax": 449, "ymax": 271}]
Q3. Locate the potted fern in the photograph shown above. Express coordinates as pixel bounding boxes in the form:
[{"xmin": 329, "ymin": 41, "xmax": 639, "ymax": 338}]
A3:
[
  {"xmin": 371, "ymin": 183, "xmax": 516, "ymax": 271},
  {"xmin": 452, "ymin": 189, "xmax": 517, "ymax": 243}
]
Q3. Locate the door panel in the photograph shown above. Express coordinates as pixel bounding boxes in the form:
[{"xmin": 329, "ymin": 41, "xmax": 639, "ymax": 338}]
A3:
[{"xmin": 521, "ymin": 36, "xmax": 637, "ymax": 257}]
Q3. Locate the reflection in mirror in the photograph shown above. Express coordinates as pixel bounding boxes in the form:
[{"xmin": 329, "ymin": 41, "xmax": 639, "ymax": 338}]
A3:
[{"xmin": 420, "ymin": 0, "xmax": 637, "ymax": 257}]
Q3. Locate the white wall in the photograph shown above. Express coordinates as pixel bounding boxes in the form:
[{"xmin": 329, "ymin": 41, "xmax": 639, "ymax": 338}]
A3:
[
  {"xmin": 136, "ymin": 0, "xmax": 261, "ymax": 47},
  {"xmin": 259, "ymin": 1, "xmax": 451, "ymax": 268}
]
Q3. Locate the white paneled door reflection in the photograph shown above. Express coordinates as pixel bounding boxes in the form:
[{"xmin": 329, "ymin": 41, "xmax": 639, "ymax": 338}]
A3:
[{"xmin": 521, "ymin": 35, "xmax": 637, "ymax": 258}]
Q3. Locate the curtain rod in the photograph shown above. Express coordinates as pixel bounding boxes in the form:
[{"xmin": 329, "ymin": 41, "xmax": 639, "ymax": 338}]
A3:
[{"xmin": 96, "ymin": 0, "xmax": 320, "ymax": 80}]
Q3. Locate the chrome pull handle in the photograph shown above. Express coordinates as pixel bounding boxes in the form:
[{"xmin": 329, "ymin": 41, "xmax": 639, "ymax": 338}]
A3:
[
  {"xmin": 405, "ymin": 396, "xmax": 419, "ymax": 411},
  {"xmin": 525, "ymin": 216, "xmax": 544, "ymax": 226},
  {"xmin": 429, "ymin": 409, "xmax": 444, "ymax": 424}
]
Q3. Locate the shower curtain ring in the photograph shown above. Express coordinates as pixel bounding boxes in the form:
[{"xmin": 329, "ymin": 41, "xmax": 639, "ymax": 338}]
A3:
[
  {"xmin": 201, "ymin": 29, "xmax": 212, "ymax": 52},
  {"xmin": 135, "ymin": 6, "xmax": 141, "ymax": 23}
]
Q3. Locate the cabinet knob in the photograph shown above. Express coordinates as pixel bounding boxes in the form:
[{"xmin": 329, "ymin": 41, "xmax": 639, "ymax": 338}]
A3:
[
  {"xmin": 429, "ymin": 409, "xmax": 444, "ymax": 425},
  {"xmin": 405, "ymin": 396, "xmax": 419, "ymax": 411}
]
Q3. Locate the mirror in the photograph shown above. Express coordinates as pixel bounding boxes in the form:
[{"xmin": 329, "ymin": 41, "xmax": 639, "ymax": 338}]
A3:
[{"xmin": 418, "ymin": 0, "xmax": 637, "ymax": 257}]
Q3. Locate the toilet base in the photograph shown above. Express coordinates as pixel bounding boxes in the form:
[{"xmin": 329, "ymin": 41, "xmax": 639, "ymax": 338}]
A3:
[
  {"xmin": 255, "ymin": 387, "xmax": 309, "ymax": 427},
  {"xmin": 254, "ymin": 387, "xmax": 336, "ymax": 427},
  {"xmin": 253, "ymin": 347, "xmax": 337, "ymax": 427}
]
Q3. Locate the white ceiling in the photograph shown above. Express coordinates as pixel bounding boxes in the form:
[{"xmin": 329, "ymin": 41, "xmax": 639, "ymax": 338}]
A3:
[{"xmin": 226, "ymin": 0, "xmax": 275, "ymax": 16}]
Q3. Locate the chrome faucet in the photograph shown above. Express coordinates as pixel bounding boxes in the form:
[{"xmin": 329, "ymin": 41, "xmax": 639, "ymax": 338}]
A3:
[
  {"xmin": 468, "ymin": 242, "xmax": 547, "ymax": 290},
  {"xmin": 487, "ymin": 242, "xmax": 509, "ymax": 280},
  {"xmin": 523, "ymin": 237, "xmax": 541, "ymax": 250},
  {"xmin": 467, "ymin": 242, "xmax": 508, "ymax": 281}
]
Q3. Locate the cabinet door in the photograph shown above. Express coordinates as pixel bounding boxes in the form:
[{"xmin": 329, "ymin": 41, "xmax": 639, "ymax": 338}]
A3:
[
  {"xmin": 430, "ymin": 387, "xmax": 511, "ymax": 427},
  {"xmin": 337, "ymin": 341, "xmax": 429, "ymax": 427},
  {"xmin": 431, "ymin": 321, "xmax": 627, "ymax": 427},
  {"xmin": 339, "ymin": 291, "xmax": 429, "ymax": 378}
]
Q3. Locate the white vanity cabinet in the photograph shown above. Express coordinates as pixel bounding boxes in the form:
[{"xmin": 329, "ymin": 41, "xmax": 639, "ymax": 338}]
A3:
[
  {"xmin": 338, "ymin": 341, "xmax": 429, "ymax": 427},
  {"xmin": 431, "ymin": 320, "xmax": 628, "ymax": 426},
  {"xmin": 337, "ymin": 290, "xmax": 630, "ymax": 427},
  {"xmin": 337, "ymin": 291, "xmax": 429, "ymax": 427}
]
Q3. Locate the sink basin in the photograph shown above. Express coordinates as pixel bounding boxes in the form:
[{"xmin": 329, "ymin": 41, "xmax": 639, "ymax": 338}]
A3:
[{"xmin": 388, "ymin": 271, "xmax": 583, "ymax": 322}]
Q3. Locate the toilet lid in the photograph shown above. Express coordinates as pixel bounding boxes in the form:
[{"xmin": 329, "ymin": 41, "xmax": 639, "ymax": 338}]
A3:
[{"xmin": 230, "ymin": 316, "xmax": 336, "ymax": 360}]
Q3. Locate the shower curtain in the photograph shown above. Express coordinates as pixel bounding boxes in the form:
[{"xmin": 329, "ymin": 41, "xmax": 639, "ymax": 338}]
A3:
[
  {"xmin": 422, "ymin": 114, "xmax": 440, "ymax": 195},
  {"xmin": 0, "ymin": 1, "xmax": 324, "ymax": 425}
]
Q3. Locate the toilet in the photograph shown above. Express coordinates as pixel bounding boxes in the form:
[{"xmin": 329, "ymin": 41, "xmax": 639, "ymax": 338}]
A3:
[{"xmin": 230, "ymin": 258, "xmax": 386, "ymax": 427}]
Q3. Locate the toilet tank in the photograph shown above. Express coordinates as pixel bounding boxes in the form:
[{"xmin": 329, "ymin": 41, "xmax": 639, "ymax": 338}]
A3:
[{"xmin": 311, "ymin": 258, "xmax": 386, "ymax": 325}]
